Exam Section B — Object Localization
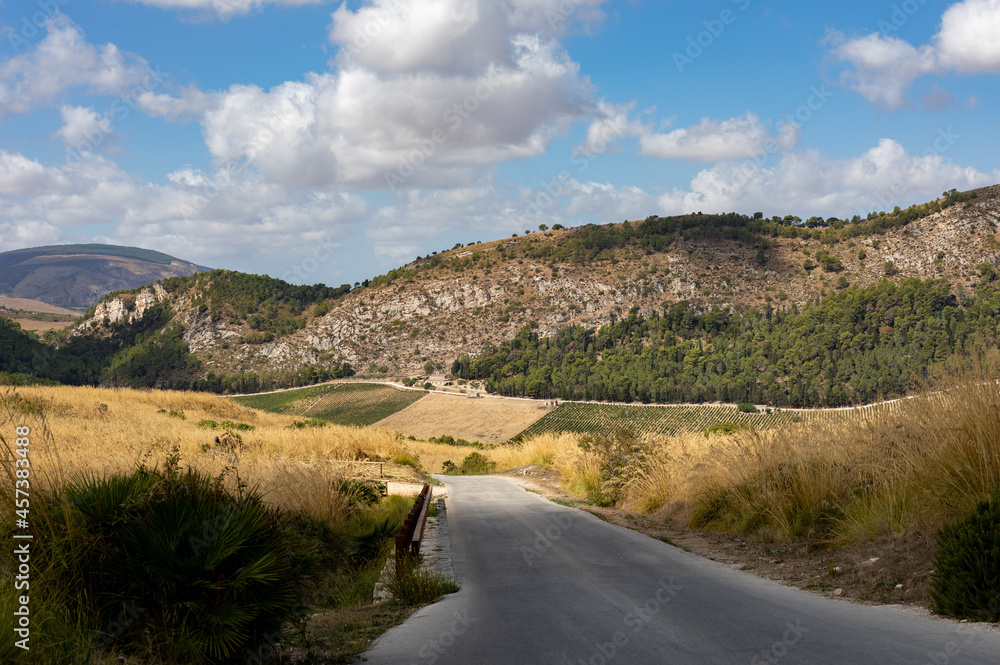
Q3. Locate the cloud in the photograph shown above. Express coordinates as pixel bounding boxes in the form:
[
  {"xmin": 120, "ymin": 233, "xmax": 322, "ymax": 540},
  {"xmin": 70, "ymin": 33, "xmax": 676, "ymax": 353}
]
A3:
[
  {"xmin": 200, "ymin": 1, "xmax": 605, "ymax": 191},
  {"xmin": 137, "ymin": 86, "xmax": 217, "ymax": 121},
  {"xmin": 329, "ymin": 0, "xmax": 512, "ymax": 75},
  {"xmin": 828, "ymin": 0, "xmax": 1000, "ymax": 109},
  {"xmin": 0, "ymin": 150, "xmax": 139, "ymax": 226},
  {"xmin": 55, "ymin": 106, "xmax": 115, "ymax": 150},
  {"xmin": 639, "ymin": 113, "xmax": 799, "ymax": 162},
  {"xmin": 935, "ymin": 0, "xmax": 1000, "ymax": 72},
  {"xmin": 118, "ymin": 0, "xmax": 322, "ymax": 20},
  {"xmin": 574, "ymin": 100, "xmax": 646, "ymax": 156},
  {"xmin": 0, "ymin": 220, "xmax": 63, "ymax": 251},
  {"xmin": 922, "ymin": 86, "xmax": 958, "ymax": 112},
  {"xmin": 657, "ymin": 138, "xmax": 999, "ymax": 217},
  {"xmin": 0, "ymin": 15, "xmax": 156, "ymax": 120},
  {"xmin": 828, "ymin": 31, "xmax": 936, "ymax": 110}
]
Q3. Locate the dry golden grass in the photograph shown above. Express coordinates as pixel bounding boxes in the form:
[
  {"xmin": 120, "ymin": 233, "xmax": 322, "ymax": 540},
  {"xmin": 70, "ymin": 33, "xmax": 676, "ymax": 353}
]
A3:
[
  {"xmin": 451, "ymin": 379, "xmax": 1000, "ymax": 543},
  {"xmin": 0, "ymin": 385, "xmax": 414, "ymax": 525},
  {"xmin": 9, "ymin": 376, "xmax": 1000, "ymax": 545},
  {"xmin": 374, "ymin": 392, "xmax": 550, "ymax": 443}
]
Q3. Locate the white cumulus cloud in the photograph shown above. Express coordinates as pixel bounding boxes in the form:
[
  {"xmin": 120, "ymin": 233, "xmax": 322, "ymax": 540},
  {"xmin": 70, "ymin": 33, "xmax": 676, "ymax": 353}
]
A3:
[
  {"xmin": 55, "ymin": 106, "xmax": 115, "ymax": 150},
  {"xmin": 118, "ymin": 0, "xmax": 322, "ymax": 20},
  {"xmin": 200, "ymin": 1, "xmax": 604, "ymax": 191},
  {"xmin": 657, "ymin": 138, "xmax": 999, "ymax": 217},
  {"xmin": 639, "ymin": 113, "xmax": 799, "ymax": 162},
  {"xmin": 829, "ymin": 0, "xmax": 1000, "ymax": 110},
  {"xmin": 0, "ymin": 15, "xmax": 156, "ymax": 120}
]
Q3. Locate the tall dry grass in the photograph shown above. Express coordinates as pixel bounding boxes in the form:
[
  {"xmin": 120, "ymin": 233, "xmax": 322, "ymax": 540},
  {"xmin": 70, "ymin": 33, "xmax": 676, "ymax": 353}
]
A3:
[
  {"xmin": 0, "ymin": 385, "xmax": 411, "ymax": 526},
  {"xmin": 0, "ymin": 385, "xmax": 428, "ymax": 664},
  {"xmin": 629, "ymin": 380, "xmax": 1000, "ymax": 542},
  {"xmin": 437, "ymin": 379, "xmax": 1000, "ymax": 544}
]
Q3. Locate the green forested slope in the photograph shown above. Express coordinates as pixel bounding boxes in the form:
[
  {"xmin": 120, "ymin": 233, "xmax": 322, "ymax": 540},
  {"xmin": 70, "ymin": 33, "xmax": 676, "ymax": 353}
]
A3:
[{"xmin": 456, "ymin": 274, "xmax": 1000, "ymax": 407}]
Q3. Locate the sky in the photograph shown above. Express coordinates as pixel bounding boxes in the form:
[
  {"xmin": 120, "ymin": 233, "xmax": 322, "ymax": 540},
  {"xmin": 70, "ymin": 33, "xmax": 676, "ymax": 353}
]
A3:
[{"xmin": 0, "ymin": 0, "xmax": 998, "ymax": 287}]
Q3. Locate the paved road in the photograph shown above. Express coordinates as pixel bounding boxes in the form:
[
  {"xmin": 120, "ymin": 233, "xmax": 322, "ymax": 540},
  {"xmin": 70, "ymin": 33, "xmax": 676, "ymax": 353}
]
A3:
[{"xmin": 358, "ymin": 476, "xmax": 1000, "ymax": 664}]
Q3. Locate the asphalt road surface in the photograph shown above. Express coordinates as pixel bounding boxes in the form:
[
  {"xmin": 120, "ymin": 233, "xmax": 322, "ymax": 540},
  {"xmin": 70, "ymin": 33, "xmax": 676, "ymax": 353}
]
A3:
[{"xmin": 358, "ymin": 476, "xmax": 1000, "ymax": 664}]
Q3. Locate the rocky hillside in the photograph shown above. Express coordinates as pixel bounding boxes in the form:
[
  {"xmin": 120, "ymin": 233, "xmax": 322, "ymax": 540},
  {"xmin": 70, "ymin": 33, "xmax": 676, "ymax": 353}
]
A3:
[
  {"xmin": 0, "ymin": 244, "xmax": 208, "ymax": 309},
  {"xmin": 67, "ymin": 185, "xmax": 1000, "ymax": 383}
]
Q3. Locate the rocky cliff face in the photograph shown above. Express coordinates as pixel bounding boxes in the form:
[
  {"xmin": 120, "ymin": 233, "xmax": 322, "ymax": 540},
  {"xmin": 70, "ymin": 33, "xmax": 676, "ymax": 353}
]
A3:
[
  {"xmin": 71, "ymin": 185, "xmax": 1000, "ymax": 379},
  {"xmin": 86, "ymin": 283, "xmax": 169, "ymax": 325}
]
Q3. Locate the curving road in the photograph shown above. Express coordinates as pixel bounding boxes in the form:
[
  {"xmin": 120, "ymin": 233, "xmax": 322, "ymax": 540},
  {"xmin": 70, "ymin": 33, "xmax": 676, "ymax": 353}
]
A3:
[{"xmin": 358, "ymin": 476, "xmax": 1000, "ymax": 664}]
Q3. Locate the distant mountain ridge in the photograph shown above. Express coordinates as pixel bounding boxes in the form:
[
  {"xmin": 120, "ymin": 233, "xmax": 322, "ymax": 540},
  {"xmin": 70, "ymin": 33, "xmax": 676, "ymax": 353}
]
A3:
[
  {"xmin": 0, "ymin": 244, "xmax": 209, "ymax": 309},
  {"xmin": 5, "ymin": 184, "xmax": 1000, "ymax": 402}
]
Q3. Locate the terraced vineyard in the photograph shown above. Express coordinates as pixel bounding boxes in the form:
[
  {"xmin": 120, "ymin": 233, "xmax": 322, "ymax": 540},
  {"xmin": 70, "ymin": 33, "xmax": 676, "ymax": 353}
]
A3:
[
  {"xmin": 517, "ymin": 400, "xmax": 898, "ymax": 439},
  {"xmin": 232, "ymin": 383, "xmax": 426, "ymax": 427}
]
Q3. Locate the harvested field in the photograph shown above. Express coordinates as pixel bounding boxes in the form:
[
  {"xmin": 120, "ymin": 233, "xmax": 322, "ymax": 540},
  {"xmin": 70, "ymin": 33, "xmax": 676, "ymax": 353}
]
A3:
[
  {"xmin": 0, "ymin": 296, "xmax": 80, "ymax": 315},
  {"xmin": 374, "ymin": 392, "xmax": 551, "ymax": 443}
]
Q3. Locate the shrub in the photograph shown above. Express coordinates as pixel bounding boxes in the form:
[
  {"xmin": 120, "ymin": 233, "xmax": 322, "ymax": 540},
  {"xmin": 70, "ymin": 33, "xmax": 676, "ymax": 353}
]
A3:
[
  {"xmin": 197, "ymin": 419, "xmax": 255, "ymax": 431},
  {"xmin": 703, "ymin": 422, "xmax": 748, "ymax": 437},
  {"xmin": 391, "ymin": 451, "xmax": 421, "ymax": 469},
  {"xmin": 336, "ymin": 479, "xmax": 386, "ymax": 507},
  {"xmin": 929, "ymin": 490, "xmax": 1000, "ymax": 621},
  {"xmin": 287, "ymin": 418, "xmax": 329, "ymax": 429},
  {"xmin": 737, "ymin": 403, "xmax": 759, "ymax": 413},
  {"xmin": 461, "ymin": 452, "xmax": 495, "ymax": 474},
  {"xmin": 443, "ymin": 452, "xmax": 495, "ymax": 475},
  {"xmin": 576, "ymin": 430, "xmax": 644, "ymax": 506},
  {"xmin": 48, "ymin": 461, "xmax": 302, "ymax": 663},
  {"xmin": 385, "ymin": 555, "xmax": 459, "ymax": 605}
]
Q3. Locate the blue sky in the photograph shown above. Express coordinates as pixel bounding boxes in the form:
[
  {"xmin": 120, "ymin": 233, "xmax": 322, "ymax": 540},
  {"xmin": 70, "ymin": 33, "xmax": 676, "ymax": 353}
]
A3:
[{"xmin": 1, "ymin": 0, "xmax": 998, "ymax": 287}]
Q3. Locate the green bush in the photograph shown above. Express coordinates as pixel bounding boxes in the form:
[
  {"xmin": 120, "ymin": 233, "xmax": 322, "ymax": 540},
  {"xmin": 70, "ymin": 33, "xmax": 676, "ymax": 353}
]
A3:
[
  {"xmin": 73, "ymin": 466, "xmax": 300, "ymax": 662},
  {"xmin": 737, "ymin": 403, "xmax": 759, "ymax": 413},
  {"xmin": 459, "ymin": 452, "xmax": 495, "ymax": 475},
  {"xmin": 385, "ymin": 555, "xmax": 459, "ymax": 605},
  {"xmin": 197, "ymin": 419, "xmax": 255, "ymax": 431},
  {"xmin": 286, "ymin": 418, "xmax": 329, "ymax": 429},
  {"xmin": 336, "ymin": 479, "xmax": 386, "ymax": 507},
  {"xmin": 703, "ymin": 422, "xmax": 748, "ymax": 437},
  {"xmin": 4, "ymin": 460, "xmax": 304, "ymax": 664},
  {"xmin": 929, "ymin": 490, "xmax": 1000, "ymax": 621}
]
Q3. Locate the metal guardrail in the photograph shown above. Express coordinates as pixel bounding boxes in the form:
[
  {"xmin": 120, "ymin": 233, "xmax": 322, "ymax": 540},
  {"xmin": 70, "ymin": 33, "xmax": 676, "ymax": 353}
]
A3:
[{"xmin": 395, "ymin": 483, "xmax": 432, "ymax": 560}]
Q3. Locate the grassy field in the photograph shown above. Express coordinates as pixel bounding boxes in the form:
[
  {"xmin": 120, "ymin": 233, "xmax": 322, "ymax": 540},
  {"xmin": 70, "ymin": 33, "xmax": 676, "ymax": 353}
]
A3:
[
  {"xmin": 479, "ymin": 379, "xmax": 1000, "ymax": 547},
  {"xmin": 375, "ymin": 392, "xmax": 552, "ymax": 443},
  {"xmin": 517, "ymin": 400, "xmax": 898, "ymax": 439},
  {"xmin": 0, "ymin": 384, "xmax": 450, "ymax": 664},
  {"xmin": 232, "ymin": 382, "xmax": 426, "ymax": 426}
]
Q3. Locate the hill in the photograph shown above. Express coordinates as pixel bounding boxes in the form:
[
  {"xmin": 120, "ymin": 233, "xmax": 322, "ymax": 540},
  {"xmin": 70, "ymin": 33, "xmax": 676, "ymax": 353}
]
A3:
[
  {"xmin": 0, "ymin": 243, "xmax": 209, "ymax": 309},
  {"xmin": 6, "ymin": 184, "xmax": 1000, "ymax": 403}
]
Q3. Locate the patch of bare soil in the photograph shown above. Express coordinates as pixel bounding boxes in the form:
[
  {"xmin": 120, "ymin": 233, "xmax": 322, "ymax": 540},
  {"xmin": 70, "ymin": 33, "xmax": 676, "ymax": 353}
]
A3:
[{"xmin": 499, "ymin": 465, "xmax": 940, "ymax": 613}]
